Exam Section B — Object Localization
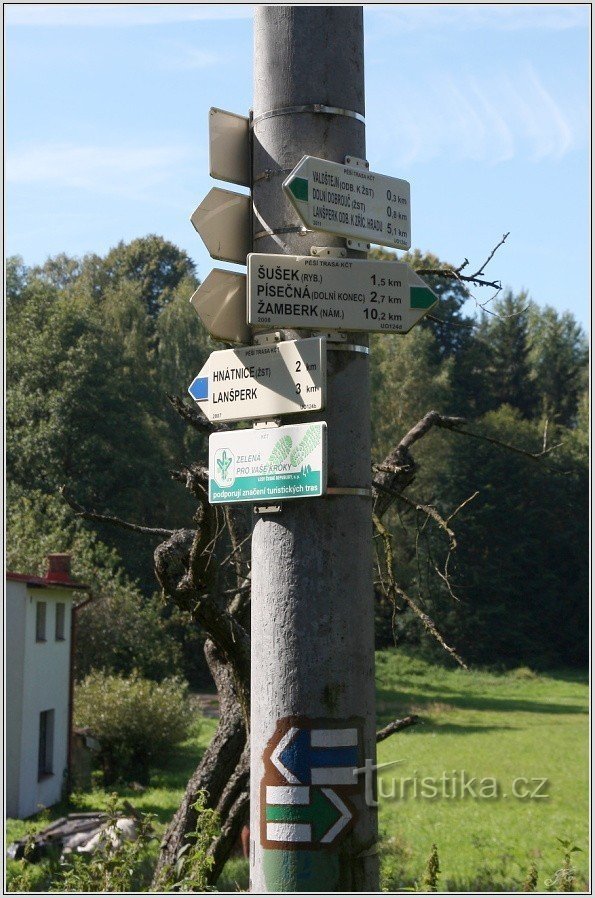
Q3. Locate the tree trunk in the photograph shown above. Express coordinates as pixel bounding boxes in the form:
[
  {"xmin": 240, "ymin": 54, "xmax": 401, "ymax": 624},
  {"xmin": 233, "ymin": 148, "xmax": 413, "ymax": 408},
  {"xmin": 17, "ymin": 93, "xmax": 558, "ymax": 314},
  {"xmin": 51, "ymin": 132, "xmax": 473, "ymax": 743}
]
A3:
[{"xmin": 152, "ymin": 640, "xmax": 247, "ymax": 888}]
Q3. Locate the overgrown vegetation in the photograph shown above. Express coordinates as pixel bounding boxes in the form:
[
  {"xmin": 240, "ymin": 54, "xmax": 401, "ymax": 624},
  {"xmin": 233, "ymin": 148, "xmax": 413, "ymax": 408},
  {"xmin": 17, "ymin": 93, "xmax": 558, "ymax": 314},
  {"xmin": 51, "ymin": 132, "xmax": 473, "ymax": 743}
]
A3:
[
  {"xmin": 7, "ymin": 657, "xmax": 587, "ymax": 892},
  {"xmin": 74, "ymin": 671, "xmax": 191, "ymax": 784}
]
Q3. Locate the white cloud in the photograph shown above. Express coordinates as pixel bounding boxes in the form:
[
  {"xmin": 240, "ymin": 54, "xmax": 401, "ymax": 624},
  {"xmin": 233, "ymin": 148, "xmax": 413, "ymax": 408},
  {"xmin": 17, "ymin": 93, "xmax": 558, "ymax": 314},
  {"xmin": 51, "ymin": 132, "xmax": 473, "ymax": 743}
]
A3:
[
  {"xmin": 159, "ymin": 44, "xmax": 228, "ymax": 70},
  {"xmin": 365, "ymin": 4, "xmax": 589, "ymax": 35},
  {"xmin": 6, "ymin": 143, "xmax": 195, "ymax": 202},
  {"xmin": 5, "ymin": 4, "xmax": 253, "ymax": 28},
  {"xmin": 366, "ymin": 64, "xmax": 585, "ymax": 166}
]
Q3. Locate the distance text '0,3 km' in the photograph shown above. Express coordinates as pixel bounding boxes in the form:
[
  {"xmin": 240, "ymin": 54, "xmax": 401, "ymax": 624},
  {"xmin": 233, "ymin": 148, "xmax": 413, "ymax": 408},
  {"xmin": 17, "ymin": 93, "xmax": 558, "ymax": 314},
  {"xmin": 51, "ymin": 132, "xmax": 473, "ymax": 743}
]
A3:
[{"xmin": 247, "ymin": 254, "xmax": 437, "ymax": 335}]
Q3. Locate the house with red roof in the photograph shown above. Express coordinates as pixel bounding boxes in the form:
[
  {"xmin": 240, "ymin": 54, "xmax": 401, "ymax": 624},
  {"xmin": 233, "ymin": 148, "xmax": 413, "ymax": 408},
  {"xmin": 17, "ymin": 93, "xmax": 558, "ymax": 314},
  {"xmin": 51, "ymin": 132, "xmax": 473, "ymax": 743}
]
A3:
[{"xmin": 6, "ymin": 554, "xmax": 89, "ymax": 819}]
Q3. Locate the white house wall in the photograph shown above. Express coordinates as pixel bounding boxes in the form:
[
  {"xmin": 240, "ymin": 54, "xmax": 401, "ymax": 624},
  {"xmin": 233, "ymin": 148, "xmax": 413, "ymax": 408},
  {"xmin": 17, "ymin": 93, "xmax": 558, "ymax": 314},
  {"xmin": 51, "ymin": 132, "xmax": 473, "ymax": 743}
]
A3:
[
  {"xmin": 5, "ymin": 580, "xmax": 26, "ymax": 818},
  {"xmin": 18, "ymin": 587, "xmax": 73, "ymax": 818}
]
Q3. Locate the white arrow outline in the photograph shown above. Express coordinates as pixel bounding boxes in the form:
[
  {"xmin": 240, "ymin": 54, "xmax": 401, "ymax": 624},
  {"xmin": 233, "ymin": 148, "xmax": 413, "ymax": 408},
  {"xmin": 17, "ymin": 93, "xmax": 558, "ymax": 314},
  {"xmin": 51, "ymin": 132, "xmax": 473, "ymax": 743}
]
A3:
[
  {"xmin": 320, "ymin": 788, "xmax": 352, "ymax": 844},
  {"xmin": 270, "ymin": 726, "xmax": 301, "ymax": 784}
]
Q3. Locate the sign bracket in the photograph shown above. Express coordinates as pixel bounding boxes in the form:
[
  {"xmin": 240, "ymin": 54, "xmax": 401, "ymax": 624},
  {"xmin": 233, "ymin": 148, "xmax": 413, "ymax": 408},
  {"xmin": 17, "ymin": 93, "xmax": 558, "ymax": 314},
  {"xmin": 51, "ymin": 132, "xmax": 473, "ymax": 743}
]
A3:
[
  {"xmin": 310, "ymin": 246, "xmax": 347, "ymax": 259},
  {"xmin": 254, "ymin": 504, "xmax": 283, "ymax": 515}
]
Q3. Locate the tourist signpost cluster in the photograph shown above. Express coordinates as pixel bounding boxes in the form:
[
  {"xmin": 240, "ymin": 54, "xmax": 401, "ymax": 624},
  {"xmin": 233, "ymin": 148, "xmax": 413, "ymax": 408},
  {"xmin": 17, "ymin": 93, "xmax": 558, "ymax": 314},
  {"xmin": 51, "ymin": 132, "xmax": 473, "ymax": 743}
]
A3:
[{"xmin": 188, "ymin": 107, "xmax": 437, "ymax": 509}]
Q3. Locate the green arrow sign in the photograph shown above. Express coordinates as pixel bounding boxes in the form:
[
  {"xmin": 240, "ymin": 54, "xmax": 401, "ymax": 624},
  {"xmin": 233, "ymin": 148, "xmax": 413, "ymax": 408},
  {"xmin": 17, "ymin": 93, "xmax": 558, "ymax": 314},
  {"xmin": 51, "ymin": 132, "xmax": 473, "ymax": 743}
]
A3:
[{"xmin": 265, "ymin": 785, "xmax": 352, "ymax": 845}]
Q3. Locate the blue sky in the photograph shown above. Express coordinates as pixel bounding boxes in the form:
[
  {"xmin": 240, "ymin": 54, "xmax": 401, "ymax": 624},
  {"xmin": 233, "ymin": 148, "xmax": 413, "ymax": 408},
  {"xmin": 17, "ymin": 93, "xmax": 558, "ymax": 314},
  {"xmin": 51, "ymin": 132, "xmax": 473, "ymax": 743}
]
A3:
[{"xmin": 5, "ymin": 3, "xmax": 591, "ymax": 329}]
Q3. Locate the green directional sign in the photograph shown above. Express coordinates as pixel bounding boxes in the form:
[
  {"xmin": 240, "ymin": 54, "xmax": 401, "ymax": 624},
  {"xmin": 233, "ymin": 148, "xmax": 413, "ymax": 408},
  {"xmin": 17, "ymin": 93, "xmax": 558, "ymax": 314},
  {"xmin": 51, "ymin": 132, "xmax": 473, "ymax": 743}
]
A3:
[
  {"xmin": 248, "ymin": 253, "xmax": 438, "ymax": 334},
  {"xmin": 265, "ymin": 785, "xmax": 352, "ymax": 846},
  {"xmin": 283, "ymin": 154, "xmax": 411, "ymax": 249}
]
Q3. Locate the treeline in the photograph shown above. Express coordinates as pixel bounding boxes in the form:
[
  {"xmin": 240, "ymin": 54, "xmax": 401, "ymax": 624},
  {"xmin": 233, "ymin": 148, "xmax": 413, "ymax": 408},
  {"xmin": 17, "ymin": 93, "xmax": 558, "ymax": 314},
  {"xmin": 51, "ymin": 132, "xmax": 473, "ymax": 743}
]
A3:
[{"xmin": 6, "ymin": 237, "xmax": 589, "ymax": 678}]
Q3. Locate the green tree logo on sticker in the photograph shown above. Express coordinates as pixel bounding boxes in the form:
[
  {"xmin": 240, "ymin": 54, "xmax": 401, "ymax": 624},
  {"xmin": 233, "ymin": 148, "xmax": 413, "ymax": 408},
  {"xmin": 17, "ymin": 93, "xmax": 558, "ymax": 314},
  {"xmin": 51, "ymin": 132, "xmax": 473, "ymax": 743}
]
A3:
[
  {"xmin": 214, "ymin": 448, "xmax": 235, "ymax": 488},
  {"xmin": 290, "ymin": 425, "xmax": 321, "ymax": 468}
]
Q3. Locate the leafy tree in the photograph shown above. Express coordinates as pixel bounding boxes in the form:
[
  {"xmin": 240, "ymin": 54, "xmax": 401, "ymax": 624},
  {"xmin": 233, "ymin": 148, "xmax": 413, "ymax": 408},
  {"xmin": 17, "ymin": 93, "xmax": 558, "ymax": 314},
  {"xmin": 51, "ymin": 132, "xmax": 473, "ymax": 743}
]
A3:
[
  {"xmin": 477, "ymin": 291, "xmax": 538, "ymax": 418},
  {"xmin": 6, "ymin": 489, "xmax": 184, "ymax": 681},
  {"xmin": 528, "ymin": 305, "xmax": 588, "ymax": 426}
]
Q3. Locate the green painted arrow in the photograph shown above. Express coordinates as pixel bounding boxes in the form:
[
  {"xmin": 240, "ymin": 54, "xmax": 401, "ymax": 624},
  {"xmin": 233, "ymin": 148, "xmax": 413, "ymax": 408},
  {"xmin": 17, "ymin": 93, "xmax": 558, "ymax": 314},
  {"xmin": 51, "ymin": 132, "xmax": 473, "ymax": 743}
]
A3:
[
  {"xmin": 410, "ymin": 285, "xmax": 437, "ymax": 309},
  {"xmin": 287, "ymin": 176, "xmax": 309, "ymax": 203},
  {"xmin": 266, "ymin": 788, "xmax": 342, "ymax": 842}
]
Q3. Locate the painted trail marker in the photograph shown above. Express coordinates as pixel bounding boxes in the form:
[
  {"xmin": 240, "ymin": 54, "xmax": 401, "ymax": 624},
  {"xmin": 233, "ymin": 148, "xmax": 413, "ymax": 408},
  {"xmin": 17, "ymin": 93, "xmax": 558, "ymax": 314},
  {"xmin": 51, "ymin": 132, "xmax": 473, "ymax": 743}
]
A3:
[
  {"xmin": 191, "ymin": 187, "xmax": 250, "ymax": 265},
  {"xmin": 283, "ymin": 155, "xmax": 411, "ymax": 250},
  {"xmin": 265, "ymin": 786, "xmax": 352, "ymax": 846},
  {"xmin": 189, "ymin": 269, "xmax": 250, "ymax": 344},
  {"xmin": 188, "ymin": 337, "xmax": 326, "ymax": 423},
  {"xmin": 271, "ymin": 726, "xmax": 359, "ymax": 786},
  {"xmin": 248, "ymin": 254, "xmax": 437, "ymax": 334},
  {"xmin": 208, "ymin": 422, "xmax": 327, "ymax": 504},
  {"xmin": 261, "ymin": 718, "xmax": 361, "ymax": 850}
]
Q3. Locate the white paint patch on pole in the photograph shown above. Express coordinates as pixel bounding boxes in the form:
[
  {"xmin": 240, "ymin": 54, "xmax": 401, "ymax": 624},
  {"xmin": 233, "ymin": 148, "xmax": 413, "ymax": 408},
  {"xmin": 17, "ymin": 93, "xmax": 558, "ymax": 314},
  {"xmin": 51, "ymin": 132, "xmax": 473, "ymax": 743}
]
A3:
[
  {"xmin": 311, "ymin": 767, "xmax": 357, "ymax": 786},
  {"xmin": 209, "ymin": 107, "xmax": 250, "ymax": 187},
  {"xmin": 266, "ymin": 786, "xmax": 310, "ymax": 805},
  {"xmin": 248, "ymin": 253, "xmax": 437, "ymax": 334},
  {"xmin": 310, "ymin": 728, "xmax": 358, "ymax": 748},
  {"xmin": 283, "ymin": 155, "xmax": 411, "ymax": 249},
  {"xmin": 208, "ymin": 423, "xmax": 327, "ymax": 505},
  {"xmin": 266, "ymin": 823, "xmax": 312, "ymax": 843},
  {"xmin": 188, "ymin": 337, "xmax": 326, "ymax": 423}
]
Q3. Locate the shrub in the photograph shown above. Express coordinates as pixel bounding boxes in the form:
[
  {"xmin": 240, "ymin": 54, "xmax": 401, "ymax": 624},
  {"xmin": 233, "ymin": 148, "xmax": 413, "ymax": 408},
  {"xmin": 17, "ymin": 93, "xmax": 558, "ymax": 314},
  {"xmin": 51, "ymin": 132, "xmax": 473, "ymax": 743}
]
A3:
[{"xmin": 74, "ymin": 671, "xmax": 191, "ymax": 784}]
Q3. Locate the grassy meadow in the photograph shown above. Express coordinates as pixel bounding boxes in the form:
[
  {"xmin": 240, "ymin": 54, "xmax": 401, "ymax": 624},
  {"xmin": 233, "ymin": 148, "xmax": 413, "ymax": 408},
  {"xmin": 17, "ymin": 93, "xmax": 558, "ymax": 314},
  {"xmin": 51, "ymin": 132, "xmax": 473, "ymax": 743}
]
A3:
[{"xmin": 6, "ymin": 651, "xmax": 589, "ymax": 892}]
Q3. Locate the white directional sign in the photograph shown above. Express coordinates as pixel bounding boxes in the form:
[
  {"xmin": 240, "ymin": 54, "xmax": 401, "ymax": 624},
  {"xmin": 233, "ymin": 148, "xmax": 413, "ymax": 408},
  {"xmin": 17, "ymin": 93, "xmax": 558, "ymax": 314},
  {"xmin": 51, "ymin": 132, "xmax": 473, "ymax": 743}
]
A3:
[
  {"xmin": 188, "ymin": 337, "xmax": 326, "ymax": 423},
  {"xmin": 209, "ymin": 107, "xmax": 250, "ymax": 187},
  {"xmin": 208, "ymin": 422, "xmax": 327, "ymax": 504},
  {"xmin": 190, "ymin": 269, "xmax": 251, "ymax": 344},
  {"xmin": 190, "ymin": 187, "xmax": 250, "ymax": 264},
  {"xmin": 247, "ymin": 254, "xmax": 437, "ymax": 334},
  {"xmin": 283, "ymin": 155, "xmax": 411, "ymax": 250}
]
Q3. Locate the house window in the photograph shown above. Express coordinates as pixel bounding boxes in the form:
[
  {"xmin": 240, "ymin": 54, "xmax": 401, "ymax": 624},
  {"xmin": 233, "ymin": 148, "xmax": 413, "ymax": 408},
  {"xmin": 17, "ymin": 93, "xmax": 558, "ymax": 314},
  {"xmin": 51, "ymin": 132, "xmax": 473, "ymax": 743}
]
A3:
[
  {"xmin": 38, "ymin": 710, "xmax": 55, "ymax": 779},
  {"xmin": 55, "ymin": 603, "xmax": 65, "ymax": 641},
  {"xmin": 36, "ymin": 602, "xmax": 47, "ymax": 642}
]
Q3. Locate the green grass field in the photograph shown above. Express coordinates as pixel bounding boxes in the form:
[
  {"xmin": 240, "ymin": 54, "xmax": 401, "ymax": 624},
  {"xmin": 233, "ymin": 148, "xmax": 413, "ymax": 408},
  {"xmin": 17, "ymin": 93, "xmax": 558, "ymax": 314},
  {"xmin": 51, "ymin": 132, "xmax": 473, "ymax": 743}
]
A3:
[
  {"xmin": 6, "ymin": 651, "xmax": 589, "ymax": 892},
  {"xmin": 375, "ymin": 651, "xmax": 589, "ymax": 891}
]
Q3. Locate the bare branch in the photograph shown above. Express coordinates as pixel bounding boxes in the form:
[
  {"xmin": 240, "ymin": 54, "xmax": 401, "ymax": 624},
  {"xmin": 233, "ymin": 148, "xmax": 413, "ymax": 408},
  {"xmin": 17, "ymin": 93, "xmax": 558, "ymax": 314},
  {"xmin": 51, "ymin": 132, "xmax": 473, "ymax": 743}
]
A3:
[
  {"xmin": 450, "ymin": 426, "xmax": 564, "ymax": 461},
  {"xmin": 167, "ymin": 394, "xmax": 227, "ymax": 435},
  {"xmin": 417, "ymin": 267, "xmax": 502, "ymax": 292},
  {"xmin": 59, "ymin": 486, "xmax": 174, "ymax": 538},
  {"xmin": 469, "ymin": 231, "xmax": 510, "ymax": 280},
  {"xmin": 373, "ymin": 514, "xmax": 467, "ymax": 669},
  {"xmin": 376, "ymin": 715, "xmax": 420, "ymax": 743}
]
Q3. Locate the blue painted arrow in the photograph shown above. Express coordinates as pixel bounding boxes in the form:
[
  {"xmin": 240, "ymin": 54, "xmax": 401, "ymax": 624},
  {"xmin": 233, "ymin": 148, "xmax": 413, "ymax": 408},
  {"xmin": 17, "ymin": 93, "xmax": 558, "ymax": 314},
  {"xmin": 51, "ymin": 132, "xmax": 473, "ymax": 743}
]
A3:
[
  {"xmin": 278, "ymin": 729, "xmax": 358, "ymax": 785},
  {"xmin": 188, "ymin": 375, "xmax": 209, "ymax": 402}
]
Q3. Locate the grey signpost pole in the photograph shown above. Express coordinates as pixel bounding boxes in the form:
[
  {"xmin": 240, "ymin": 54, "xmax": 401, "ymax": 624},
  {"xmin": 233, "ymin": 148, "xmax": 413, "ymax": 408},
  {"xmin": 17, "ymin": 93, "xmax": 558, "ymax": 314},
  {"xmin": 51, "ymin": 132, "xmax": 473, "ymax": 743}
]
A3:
[{"xmin": 250, "ymin": 7, "xmax": 379, "ymax": 892}]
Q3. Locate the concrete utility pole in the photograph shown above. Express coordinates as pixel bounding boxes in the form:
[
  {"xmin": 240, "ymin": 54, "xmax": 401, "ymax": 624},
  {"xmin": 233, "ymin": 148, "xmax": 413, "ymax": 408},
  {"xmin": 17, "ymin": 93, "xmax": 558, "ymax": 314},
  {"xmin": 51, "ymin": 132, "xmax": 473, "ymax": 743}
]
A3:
[{"xmin": 250, "ymin": 7, "xmax": 378, "ymax": 892}]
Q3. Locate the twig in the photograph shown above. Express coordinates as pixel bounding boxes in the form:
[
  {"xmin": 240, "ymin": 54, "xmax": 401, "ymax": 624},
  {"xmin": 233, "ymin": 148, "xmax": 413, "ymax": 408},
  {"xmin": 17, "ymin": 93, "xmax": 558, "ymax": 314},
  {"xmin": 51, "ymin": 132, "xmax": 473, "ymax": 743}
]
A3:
[
  {"xmin": 417, "ymin": 268, "xmax": 502, "ymax": 292},
  {"xmin": 451, "ymin": 427, "xmax": 563, "ymax": 461},
  {"xmin": 469, "ymin": 232, "xmax": 509, "ymax": 279},
  {"xmin": 372, "ymin": 513, "xmax": 467, "ymax": 668},
  {"xmin": 59, "ymin": 486, "xmax": 174, "ymax": 537},
  {"xmin": 376, "ymin": 715, "xmax": 420, "ymax": 743},
  {"xmin": 167, "ymin": 394, "xmax": 226, "ymax": 435}
]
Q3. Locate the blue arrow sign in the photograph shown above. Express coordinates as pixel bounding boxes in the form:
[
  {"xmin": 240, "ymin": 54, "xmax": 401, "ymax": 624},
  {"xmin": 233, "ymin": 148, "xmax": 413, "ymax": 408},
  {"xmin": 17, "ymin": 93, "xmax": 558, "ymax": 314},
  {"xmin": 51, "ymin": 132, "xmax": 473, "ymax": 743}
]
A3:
[
  {"xmin": 188, "ymin": 375, "xmax": 209, "ymax": 402},
  {"xmin": 272, "ymin": 727, "xmax": 359, "ymax": 786}
]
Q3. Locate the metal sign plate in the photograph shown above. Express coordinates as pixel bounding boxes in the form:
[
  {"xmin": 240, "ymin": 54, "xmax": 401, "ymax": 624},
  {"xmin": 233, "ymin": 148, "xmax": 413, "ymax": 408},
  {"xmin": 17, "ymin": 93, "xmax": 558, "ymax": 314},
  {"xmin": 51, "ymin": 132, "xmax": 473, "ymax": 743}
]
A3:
[
  {"xmin": 209, "ymin": 107, "xmax": 250, "ymax": 187},
  {"xmin": 190, "ymin": 269, "xmax": 251, "ymax": 344},
  {"xmin": 190, "ymin": 187, "xmax": 251, "ymax": 265},
  {"xmin": 208, "ymin": 422, "xmax": 327, "ymax": 504},
  {"xmin": 189, "ymin": 337, "xmax": 326, "ymax": 423},
  {"xmin": 283, "ymin": 155, "xmax": 411, "ymax": 250},
  {"xmin": 247, "ymin": 254, "xmax": 437, "ymax": 334}
]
